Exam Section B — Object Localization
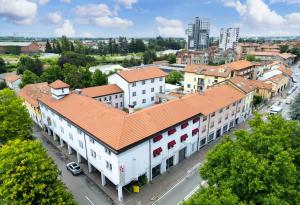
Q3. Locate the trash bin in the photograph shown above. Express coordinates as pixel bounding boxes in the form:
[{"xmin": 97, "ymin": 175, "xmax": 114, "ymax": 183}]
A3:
[{"xmin": 133, "ymin": 185, "xmax": 140, "ymax": 193}]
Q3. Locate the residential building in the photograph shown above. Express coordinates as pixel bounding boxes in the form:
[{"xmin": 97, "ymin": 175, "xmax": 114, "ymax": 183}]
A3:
[
  {"xmin": 276, "ymin": 53, "xmax": 297, "ymax": 66},
  {"xmin": 263, "ymin": 74, "xmax": 289, "ymax": 97},
  {"xmin": 186, "ymin": 17, "xmax": 210, "ymax": 51},
  {"xmin": 176, "ymin": 50, "xmax": 209, "ymax": 65},
  {"xmin": 108, "ymin": 66, "xmax": 167, "ymax": 109},
  {"xmin": 260, "ymin": 44, "xmax": 280, "ymax": 53},
  {"xmin": 38, "ymin": 82, "xmax": 248, "ymax": 202},
  {"xmin": 80, "ymin": 84, "xmax": 124, "ymax": 109},
  {"xmin": 89, "ymin": 64, "xmax": 127, "ymax": 75},
  {"xmin": 18, "ymin": 82, "xmax": 51, "ymax": 127},
  {"xmin": 219, "ymin": 27, "xmax": 239, "ymax": 51},
  {"xmin": 250, "ymin": 52, "xmax": 296, "ymax": 65},
  {"xmin": 226, "ymin": 60, "xmax": 254, "ymax": 79},
  {"xmin": 249, "ymin": 80, "xmax": 273, "ymax": 100},
  {"xmin": 0, "ymin": 42, "xmax": 41, "ymax": 54},
  {"xmin": 235, "ymin": 43, "xmax": 260, "ymax": 59},
  {"xmin": 5, "ymin": 74, "xmax": 21, "ymax": 92},
  {"xmin": 183, "ymin": 64, "xmax": 232, "ymax": 93}
]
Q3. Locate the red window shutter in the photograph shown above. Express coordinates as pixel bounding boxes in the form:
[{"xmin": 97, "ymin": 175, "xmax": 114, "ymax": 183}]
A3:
[
  {"xmin": 181, "ymin": 122, "xmax": 189, "ymax": 129},
  {"xmin": 193, "ymin": 117, "xmax": 200, "ymax": 123},
  {"xmin": 168, "ymin": 128, "xmax": 177, "ymax": 135},
  {"xmin": 153, "ymin": 147, "xmax": 162, "ymax": 157},
  {"xmin": 192, "ymin": 128, "xmax": 199, "ymax": 136},
  {"xmin": 168, "ymin": 140, "xmax": 176, "ymax": 149},
  {"xmin": 153, "ymin": 135, "xmax": 163, "ymax": 143},
  {"xmin": 180, "ymin": 134, "xmax": 188, "ymax": 142}
]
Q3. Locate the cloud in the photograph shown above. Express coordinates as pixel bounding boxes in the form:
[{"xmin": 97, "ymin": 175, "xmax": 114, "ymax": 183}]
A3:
[
  {"xmin": 155, "ymin": 16, "xmax": 185, "ymax": 37},
  {"xmin": 73, "ymin": 4, "xmax": 112, "ymax": 17},
  {"xmin": 117, "ymin": 0, "xmax": 138, "ymax": 9},
  {"xmin": 91, "ymin": 16, "xmax": 133, "ymax": 29},
  {"xmin": 46, "ymin": 12, "xmax": 62, "ymax": 24},
  {"xmin": 60, "ymin": 0, "xmax": 71, "ymax": 3},
  {"xmin": 0, "ymin": 0, "xmax": 37, "ymax": 24},
  {"xmin": 38, "ymin": 0, "xmax": 50, "ymax": 5},
  {"xmin": 81, "ymin": 32, "xmax": 95, "ymax": 38},
  {"xmin": 223, "ymin": 0, "xmax": 300, "ymax": 36},
  {"xmin": 54, "ymin": 19, "xmax": 75, "ymax": 37}
]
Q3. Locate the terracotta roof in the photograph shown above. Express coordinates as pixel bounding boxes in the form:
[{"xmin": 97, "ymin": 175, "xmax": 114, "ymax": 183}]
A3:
[
  {"xmin": 226, "ymin": 60, "xmax": 253, "ymax": 71},
  {"xmin": 265, "ymin": 74, "xmax": 286, "ymax": 84},
  {"xmin": 277, "ymin": 53, "xmax": 297, "ymax": 60},
  {"xmin": 80, "ymin": 84, "xmax": 123, "ymax": 98},
  {"xmin": 18, "ymin": 83, "xmax": 51, "ymax": 107},
  {"xmin": 184, "ymin": 64, "xmax": 231, "ymax": 78},
  {"xmin": 249, "ymin": 80, "xmax": 272, "ymax": 91},
  {"xmin": 49, "ymin": 80, "xmax": 69, "ymax": 89},
  {"xmin": 277, "ymin": 66, "xmax": 293, "ymax": 77},
  {"xmin": 5, "ymin": 74, "xmax": 21, "ymax": 83},
  {"xmin": 39, "ymin": 84, "xmax": 245, "ymax": 152},
  {"xmin": 229, "ymin": 76, "xmax": 256, "ymax": 93},
  {"xmin": 116, "ymin": 66, "xmax": 167, "ymax": 82},
  {"xmin": 250, "ymin": 51, "xmax": 278, "ymax": 56}
]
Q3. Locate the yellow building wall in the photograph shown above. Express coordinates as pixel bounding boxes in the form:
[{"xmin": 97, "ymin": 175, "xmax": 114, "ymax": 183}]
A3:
[
  {"xmin": 255, "ymin": 89, "xmax": 272, "ymax": 100},
  {"xmin": 265, "ymin": 76, "xmax": 289, "ymax": 96}
]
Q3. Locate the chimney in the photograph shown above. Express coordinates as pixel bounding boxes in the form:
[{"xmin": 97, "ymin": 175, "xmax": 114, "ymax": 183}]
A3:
[
  {"xmin": 75, "ymin": 89, "xmax": 82, "ymax": 95},
  {"xmin": 129, "ymin": 104, "xmax": 135, "ymax": 114}
]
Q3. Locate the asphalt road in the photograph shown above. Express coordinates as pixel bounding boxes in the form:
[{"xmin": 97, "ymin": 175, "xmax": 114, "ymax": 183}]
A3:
[{"xmin": 33, "ymin": 127, "xmax": 113, "ymax": 205}]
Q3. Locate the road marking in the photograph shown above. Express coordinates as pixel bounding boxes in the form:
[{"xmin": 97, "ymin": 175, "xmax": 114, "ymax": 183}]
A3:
[
  {"xmin": 85, "ymin": 196, "xmax": 95, "ymax": 205},
  {"xmin": 183, "ymin": 185, "xmax": 200, "ymax": 201}
]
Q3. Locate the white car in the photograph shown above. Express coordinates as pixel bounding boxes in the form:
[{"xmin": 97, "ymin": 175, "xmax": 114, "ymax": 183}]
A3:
[
  {"xmin": 66, "ymin": 162, "xmax": 83, "ymax": 175},
  {"xmin": 286, "ymin": 99, "xmax": 292, "ymax": 105}
]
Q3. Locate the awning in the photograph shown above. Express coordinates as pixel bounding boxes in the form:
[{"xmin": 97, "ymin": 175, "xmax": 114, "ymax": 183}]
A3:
[
  {"xmin": 192, "ymin": 128, "xmax": 199, "ymax": 136},
  {"xmin": 181, "ymin": 122, "xmax": 189, "ymax": 129},
  {"xmin": 168, "ymin": 128, "xmax": 177, "ymax": 135},
  {"xmin": 153, "ymin": 147, "xmax": 163, "ymax": 156},
  {"xmin": 180, "ymin": 134, "xmax": 188, "ymax": 142},
  {"xmin": 193, "ymin": 117, "xmax": 200, "ymax": 123},
  {"xmin": 168, "ymin": 140, "xmax": 176, "ymax": 149},
  {"xmin": 153, "ymin": 134, "xmax": 163, "ymax": 142}
]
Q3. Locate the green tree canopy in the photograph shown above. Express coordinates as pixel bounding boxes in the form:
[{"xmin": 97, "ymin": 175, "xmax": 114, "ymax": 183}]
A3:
[
  {"xmin": 245, "ymin": 54, "xmax": 257, "ymax": 62},
  {"xmin": 166, "ymin": 71, "xmax": 183, "ymax": 85},
  {"xmin": 62, "ymin": 64, "xmax": 91, "ymax": 89},
  {"xmin": 279, "ymin": 44, "xmax": 289, "ymax": 53},
  {"xmin": 91, "ymin": 70, "xmax": 107, "ymax": 86},
  {"xmin": 58, "ymin": 51, "xmax": 96, "ymax": 67},
  {"xmin": 183, "ymin": 115, "xmax": 300, "ymax": 205},
  {"xmin": 45, "ymin": 39, "xmax": 52, "ymax": 53},
  {"xmin": 17, "ymin": 56, "xmax": 43, "ymax": 76},
  {"xmin": 290, "ymin": 93, "xmax": 300, "ymax": 120},
  {"xmin": 0, "ymin": 139, "xmax": 77, "ymax": 205},
  {"xmin": 40, "ymin": 65, "xmax": 64, "ymax": 83},
  {"xmin": 20, "ymin": 70, "xmax": 40, "ymax": 88},
  {"xmin": 0, "ymin": 89, "xmax": 32, "ymax": 144},
  {"xmin": 0, "ymin": 57, "xmax": 6, "ymax": 73}
]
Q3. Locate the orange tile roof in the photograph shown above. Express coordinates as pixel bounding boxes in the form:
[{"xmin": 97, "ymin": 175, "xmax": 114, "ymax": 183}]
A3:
[
  {"xmin": 18, "ymin": 83, "xmax": 51, "ymax": 107},
  {"xmin": 277, "ymin": 66, "xmax": 293, "ymax": 77},
  {"xmin": 184, "ymin": 64, "xmax": 231, "ymax": 77},
  {"xmin": 277, "ymin": 53, "xmax": 297, "ymax": 59},
  {"xmin": 229, "ymin": 76, "xmax": 256, "ymax": 93},
  {"xmin": 250, "ymin": 51, "xmax": 278, "ymax": 56},
  {"xmin": 117, "ymin": 66, "xmax": 167, "ymax": 82},
  {"xmin": 249, "ymin": 80, "xmax": 272, "ymax": 91},
  {"xmin": 39, "ymin": 84, "xmax": 245, "ymax": 152},
  {"xmin": 226, "ymin": 60, "xmax": 253, "ymax": 71},
  {"xmin": 80, "ymin": 84, "xmax": 123, "ymax": 98},
  {"xmin": 49, "ymin": 80, "xmax": 69, "ymax": 89},
  {"xmin": 265, "ymin": 74, "xmax": 286, "ymax": 84},
  {"xmin": 5, "ymin": 74, "xmax": 21, "ymax": 83}
]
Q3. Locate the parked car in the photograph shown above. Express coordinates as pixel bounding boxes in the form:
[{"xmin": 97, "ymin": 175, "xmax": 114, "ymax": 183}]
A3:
[
  {"xmin": 286, "ymin": 98, "xmax": 292, "ymax": 105},
  {"xmin": 66, "ymin": 162, "xmax": 83, "ymax": 175}
]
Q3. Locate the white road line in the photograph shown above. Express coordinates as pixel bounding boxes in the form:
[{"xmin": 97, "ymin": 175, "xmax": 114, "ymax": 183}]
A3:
[
  {"xmin": 85, "ymin": 196, "xmax": 95, "ymax": 205},
  {"xmin": 184, "ymin": 185, "xmax": 200, "ymax": 201}
]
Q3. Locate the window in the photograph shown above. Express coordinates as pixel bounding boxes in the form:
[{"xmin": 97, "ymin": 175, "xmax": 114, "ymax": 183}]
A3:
[
  {"xmin": 233, "ymin": 102, "xmax": 236, "ymax": 106},
  {"xmin": 120, "ymin": 93, "xmax": 123, "ymax": 97},
  {"xmin": 89, "ymin": 137, "xmax": 94, "ymax": 144},
  {"xmin": 168, "ymin": 128, "xmax": 176, "ymax": 135},
  {"xmin": 192, "ymin": 128, "xmax": 199, "ymax": 136},
  {"xmin": 180, "ymin": 134, "xmax": 188, "ymax": 142},
  {"xmin": 193, "ymin": 117, "xmax": 200, "ymax": 123},
  {"xmin": 59, "ymin": 117, "xmax": 62, "ymax": 121},
  {"xmin": 187, "ymin": 84, "xmax": 191, "ymax": 88},
  {"xmin": 211, "ymin": 112, "xmax": 215, "ymax": 117},
  {"xmin": 132, "ymin": 92, "xmax": 136, "ymax": 97},
  {"xmin": 232, "ymin": 111, "xmax": 235, "ymax": 116},
  {"xmin": 51, "ymin": 111, "xmax": 54, "ymax": 116},
  {"xmin": 202, "ymin": 125, "xmax": 207, "ymax": 133},
  {"xmin": 239, "ymin": 99, "xmax": 242, "ymax": 104},
  {"xmin": 69, "ymin": 133, "xmax": 73, "ymax": 140},
  {"xmin": 133, "ymin": 101, "xmax": 137, "ymax": 106},
  {"xmin": 225, "ymin": 114, "xmax": 229, "ymax": 120},
  {"xmin": 151, "ymin": 97, "xmax": 155, "ymax": 101},
  {"xmin": 79, "ymin": 140, "xmax": 83, "ymax": 149},
  {"xmin": 115, "ymin": 95, "xmax": 118, "ymax": 99},
  {"xmin": 151, "ymin": 78, "xmax": 154, "ymax": 83},
  {"xmin": 159, "ymin": 77, "xmax": 163, "ymax": 81},
  {"xmin": 218, "ymin": 117, "xmax": 222, "ymax": 124},
  {"xmin": 208, "ymin": 132, "xmax": 214, "ymax": 142},
  {"xmin": 115, "ymin": 103, "xmax": 118, "ymax": 108},
  {"xmin": 219, "ymin": 109, "xmax": 223, "ymax": 113},
  {"xmin": 105, "ymin": 148, "xmax": 111, "ymax": 155},
  {"xmin": 67, "ymin": 122, "xmax": 71, "ymax": 128},
  {"xmin": 151, "ymin": 87, "xmax": 154, "ymax": 92},
  {"xmin": 77, "ymin": 129, "xmax": 82, "ymax": 135},
  {"xmin": 229, "ymin": 120, "xmax": 234, "ymax": 128},
  {"xmin": 132, "ymin": 82, "xmax": 136, "ymax": 87},
  {"xmin": 200, "ymin": 138, "xmax": 206, "ymax": 147},
  {"xmin": 142, "ymin": 99, "xmax": 146, "ymax": 104},
  {"xmin": 142, "ymin": 90, "xmax": 146, "ymax": 94},
  {"xmin": 153, "ymin": 135, "xmax": 163, "ymax": 142},
  {"xmin": 106, "ymin": 161, "xmax": 112, "ymax": 171},
  {"xmin": 160, "ymin": 86, "xmax": 163, "ymax": 93},
  {"xmin": 153, "ymin": 147, "xmax": 162, "ymax": 157},
  {"xmin": 210, "ymin": 121, "xmax": 214, "ymax": 128},
  {"xmin": 168, "ymin": 140, "xmax": 176, "ymax": 149},
  {"xmin": 202, "ymin": 116, "xmax": 207, "ymax": 121},
  {"xmin": 142, "ymin": 80, "xmax": 146, "ymax": 85},
  {"xmin": 60, "ymin": 126, "xmax": 64, "ymax": 133},
  {"xmin": 120, "ymin": 102, "xmax": 123, "ymax": 107},
  {"xmin": 226, "ymin": 106, "xmax": 230, "ymax": 110},
  {"xmin": 104, "ymin": 97, "xmax": 107, "ymax": 101},
  {"xmin": 109, "ymin": 96, "xmax": 112, "ymax": 101},
  {"xmin": 91, "ymin": 149, "xmax": 96, "ymax": 158},
  {"xmin": 181, "ymin": 122, "xmax": 189, "ymax": 129}
]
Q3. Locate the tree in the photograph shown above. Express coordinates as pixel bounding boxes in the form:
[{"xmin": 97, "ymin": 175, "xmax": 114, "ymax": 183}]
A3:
[
  {"xmin": 40, "ymin": 65, "xmax": 64, "ymax": 83},
  {"xmin": 290, "ymin": 93, "xmax": 300, "ymax": 120},
  {"xmin": 0, "ymin": 139, "xmax": 77, "ymax": 205},
  {"xmin": 253, "ymin": 95, "xmax": 263, "ymax": 107},
  {"xmin": 0, "ymin": 89, "xmax": 32, "ymax": 144},
  {"xmin": 245, "ymin": 54, "xmax": 256, "ymax": 62},
  {"xmin": 58, "ymin": 51, "xmax": 96, "ymax": 68},
  {"xmin": 167, "ymin": 54, "xmax": 176, "ymax": 64},
  {"xmin": 62, "ymin": 64, "xmax": 92, "ymax": 89},
  {"xmin": 166, "ymin": 71, "xmax": 183, "ymax": 85},
  {"xmin": 183, "ymin": 115, "xmax": 300, "ymax": 205},
  {"xmin": 279, "ymin": 44, "xmax": 289, "ymax": 53},
  {"xmin": 20, "ymin": 70, "xmax": 40, "ymax": 88},
  {"xmin": 45, "ymin": 40, "xmax": 52, "ymax": 53},
  {"xmin": 91, "ymin": 70, "xmax": 107, "ymax": 86},
  {"xmin": 60, "ymin": 35, "xmax": 70, "ymax": 52},
  {"xmin": 0, "ymin": 57, "xmax": 6, "ymax": 73},
  {"xmin": 17, "ymin": 56, "xmax": 43, "ymax": 76},
  {"xmin": 143, "ymin": 49, "xmax": 156, "ymax": 64}
]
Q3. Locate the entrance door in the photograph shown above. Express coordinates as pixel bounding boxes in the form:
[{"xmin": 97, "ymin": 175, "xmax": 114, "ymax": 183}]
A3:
[
  {"xmin": 178, "ymin": 147, "xmax": 186, "ymax": 163},
  {"xmin": 152, "ymin": 164, "xmax": 161, "ymax": 179},
  {"xmin": 216, "ymin": 128, "xmax": 221, "ymax": 138},
  {"xmin": 166, "ymin": 156, "xmax": 174, "ymax": 170}
]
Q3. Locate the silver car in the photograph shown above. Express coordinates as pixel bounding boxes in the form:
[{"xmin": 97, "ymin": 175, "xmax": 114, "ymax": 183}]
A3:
[{"xmin": 66, "ymin": 162, "xmax": 83, "ymax": 175}]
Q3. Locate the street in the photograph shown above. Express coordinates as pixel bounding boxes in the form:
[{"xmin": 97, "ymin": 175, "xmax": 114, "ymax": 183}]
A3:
[
  {"xmin": 153, "ymin": 61, "xmax": 300, "ymax": 205},
  {"xmin": 33, "ymin": 127, "xmax": 113, "ymax": 205}
]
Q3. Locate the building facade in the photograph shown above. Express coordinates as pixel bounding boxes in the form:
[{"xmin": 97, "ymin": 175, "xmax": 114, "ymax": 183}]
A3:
[
  {"xmin": 176, "ymin": 50, "xmax": 209, "ymax": 65},
  {"xmin": 219, "ymin": 27, "xmax": 239, "ymax": 51},
  {"xmin": 0, "ymin": 42, "xmax": 40, "ymax": 54},
  {"xmin": 108, "ymin": 67, "xmax": 167, "ymax": 109},
  {"xmin": 5, "ymin": 74, "xmax": 21, "ymax": 92},
  {"xmin": 186, "ymin": 17, "xmax": 210, "ymax": 51}
]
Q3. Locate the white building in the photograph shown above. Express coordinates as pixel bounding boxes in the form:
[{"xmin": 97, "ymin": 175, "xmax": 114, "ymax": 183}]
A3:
[
  {"xmin": 38, "ymin": 80, "xmax": 249, "ymax": 202},
  {"xmin": 80, "ymin": 84, "xmax": 124, "ymax": 109},
  {"xmin": 5, "ymin": 74, "xmax": 21, "ymax": 92},
  {"xmin": 89, "ymin": 64, "xmax": 126, "ymax": 75},
  {"xmin": 108, "ymin": 66, "xmax": 167, "ymax": 109},
  {"xmin": 219, "ymin": 27, "xmax": 240, "ymax": 51}
]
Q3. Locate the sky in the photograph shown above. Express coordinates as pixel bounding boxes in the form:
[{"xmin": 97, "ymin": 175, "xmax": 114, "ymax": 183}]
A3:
[{"xmin": 0, "ymin": 0, "xmax": 300, "ymax": 38}]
